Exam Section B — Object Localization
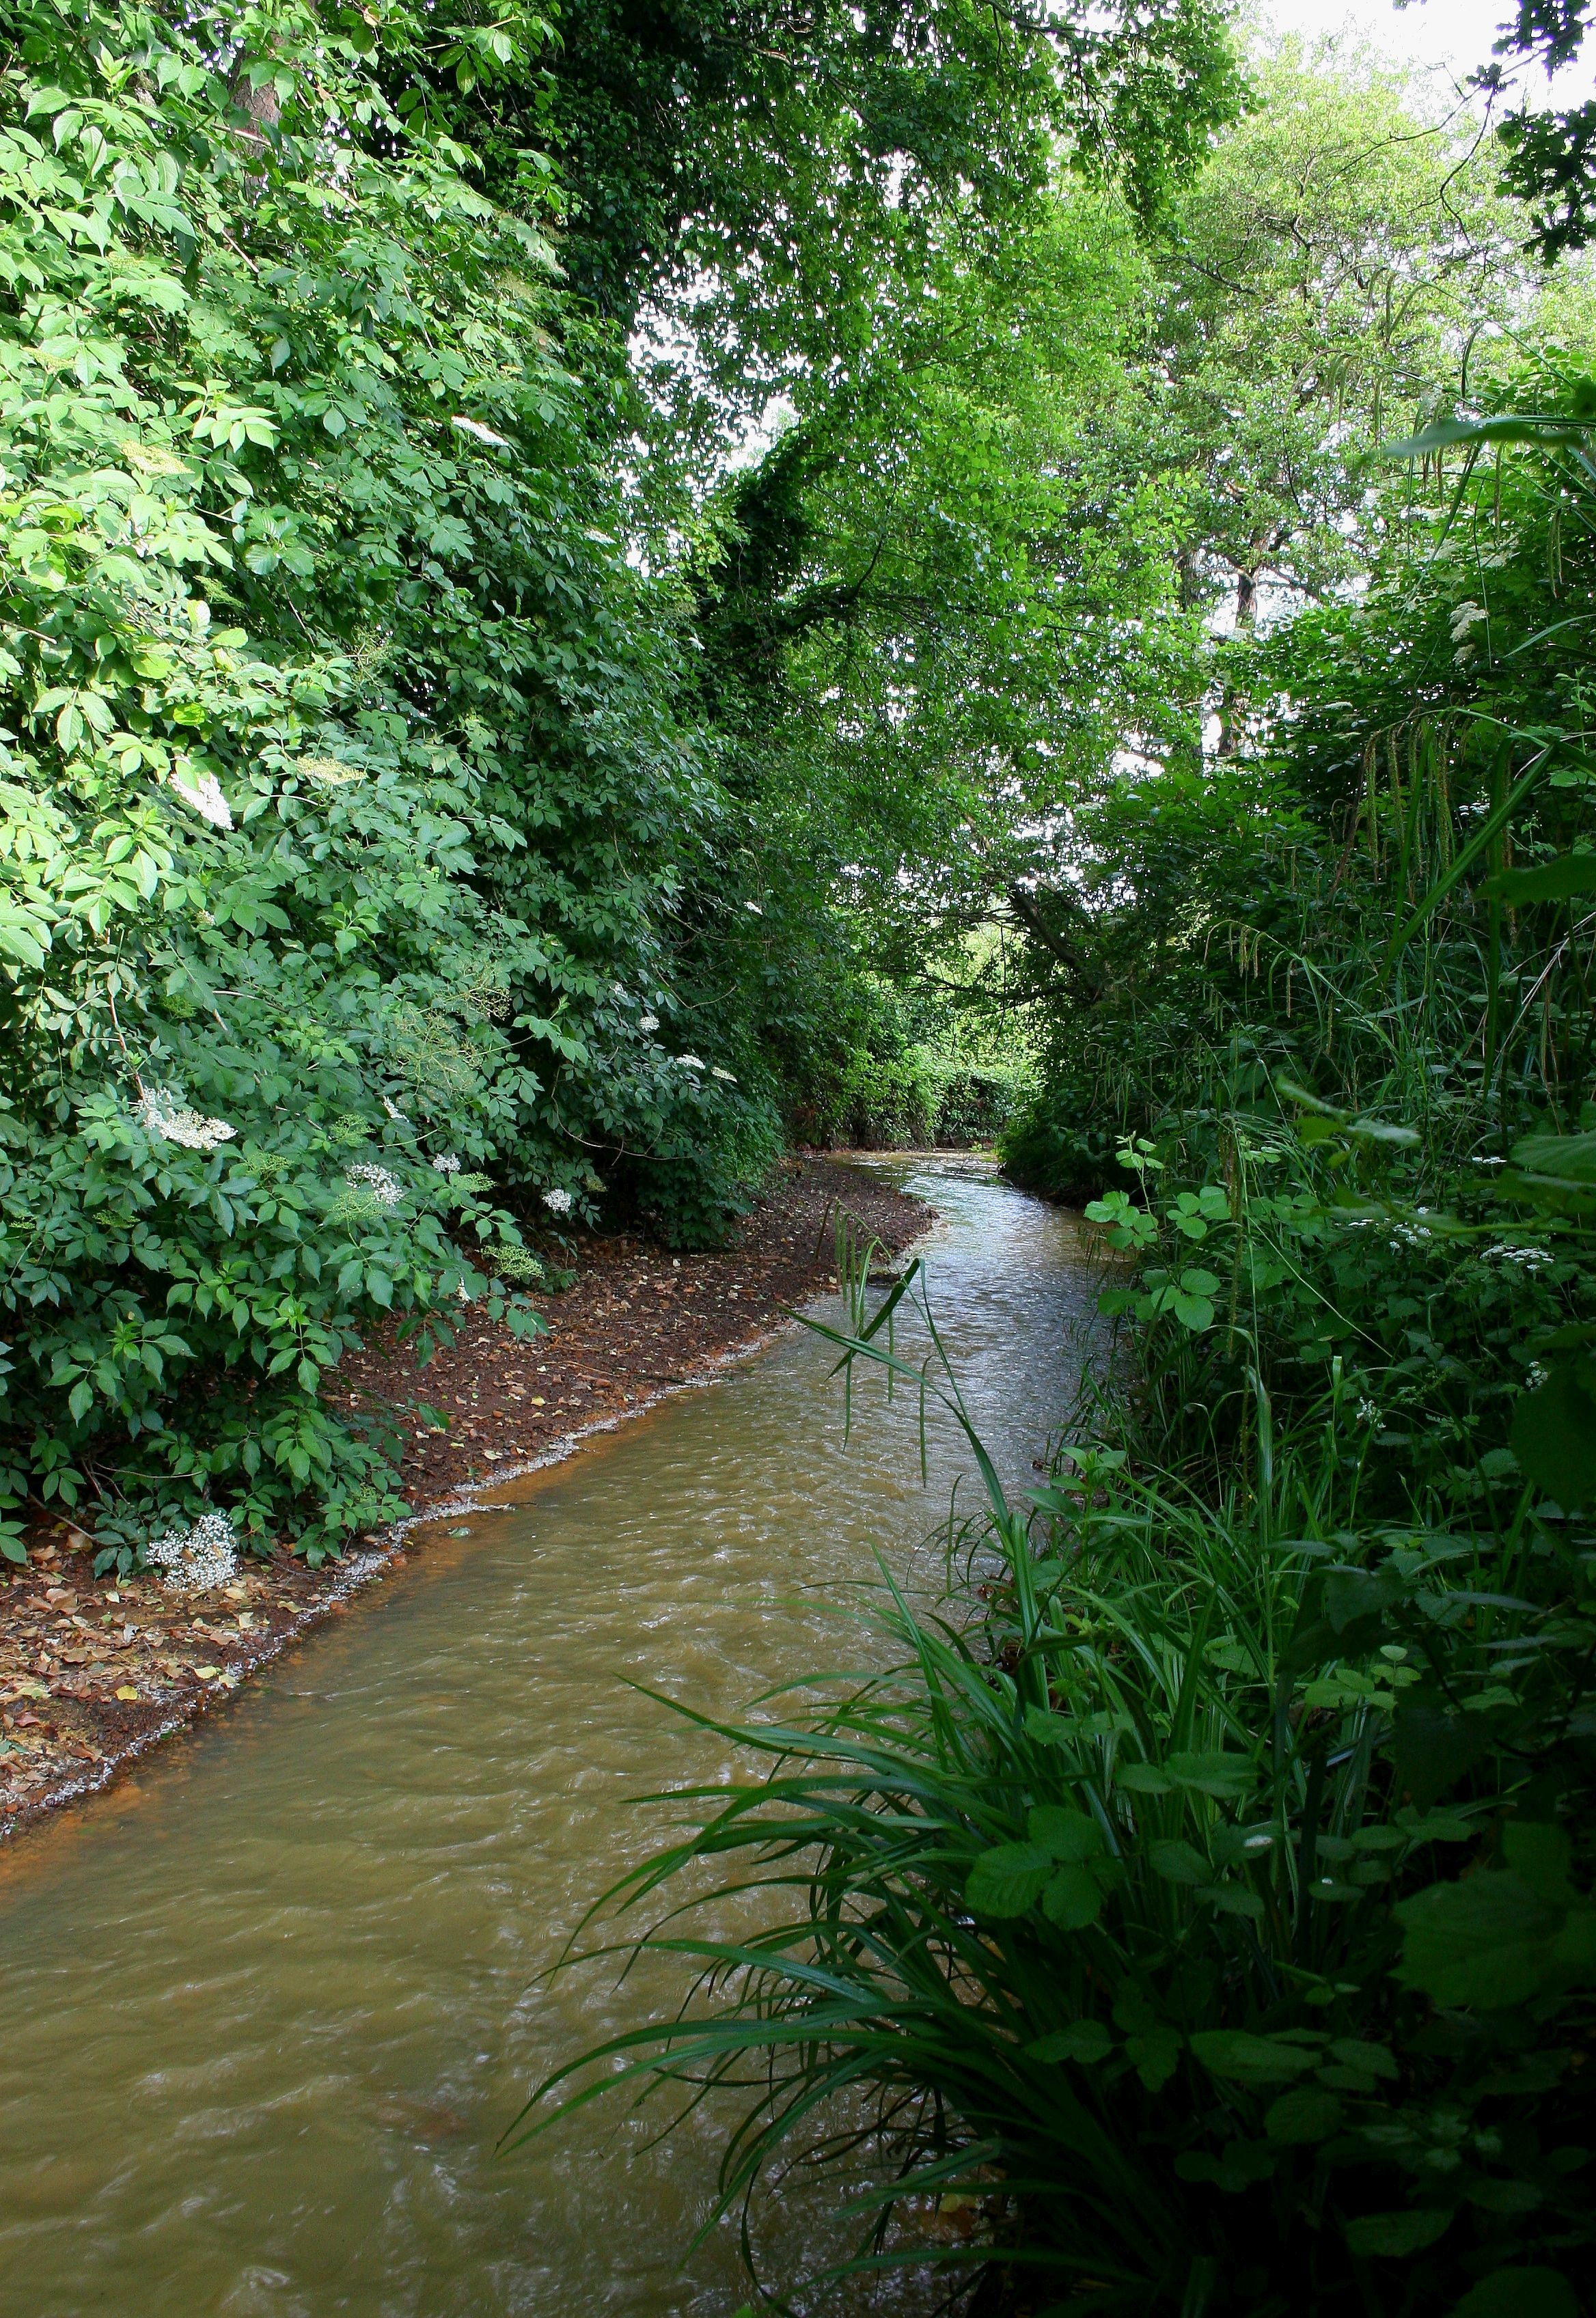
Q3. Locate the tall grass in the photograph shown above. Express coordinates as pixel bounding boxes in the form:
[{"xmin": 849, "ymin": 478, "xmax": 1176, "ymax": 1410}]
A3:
[{"xmin": 512, "ymin": 1252, "xmax": 1593, "ymax": 2315}]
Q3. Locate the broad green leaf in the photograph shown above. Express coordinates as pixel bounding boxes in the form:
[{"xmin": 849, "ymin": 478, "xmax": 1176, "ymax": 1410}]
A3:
[
  {"xmin": 1490, "ymin": 852, "xmax": 1596, "ymax": 904},
  {"xmin": 965, "ymin": 1843, "xmax": 1054, "ymax": 1918},
  {"xmin": 1028, "ymin": 1806, "xmax": 1104, "ymax": 1860},
  {"xmin": 1027, "ymin": 2019, "xmax": 1112, "ymax": 2065},
  {"xmin": 1190, "ymin": 2030, "xmax": 1319, "ymax": 2083},
  {"xmin": 1041, "ymin": 1865, "xmax": 1104, "ymax": 1929},
  {"xmin": 1264, "ymin": 2087, "xmax": 1345, "ymax": 2142},
  {"xmin": 1150, "ymin": 1838, "xmax": 1210, "ymax": 1885},
  {"xmin": 1512, "ymin": 1362, "xmax": 1596, "ymax": 1508},
  {"xmin": 1450, "ymin": 2270, "xmax": 1580, "ymax": 2318},
  {"xmin": 1344, "ymin": 2209, "xmax": 1452, "ymax": 2257}
]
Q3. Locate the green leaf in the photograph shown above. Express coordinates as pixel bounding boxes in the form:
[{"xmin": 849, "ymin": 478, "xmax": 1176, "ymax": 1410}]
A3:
[
  {"xmin": 1504, "ymin": 1821, "xmax": 1573, "ymax": 1903},
  {"xmin": 1491, "ymin": 852, "xmax": 1596, "ymax": 904},
  {"xmin": 1116, "ymin": 1763, "xmax": 1172, "ymax": 1794},
  {"xmin": 1191, "ymin": 2030, "xmax": 1319, "ymax": 2084},
  {"xmin": 1394, "ymin": 1871, "xmax": 1584, "ymax": 2009},
  {"xmin": 966, "ymin": 1843, "xmax": 1054, "ymax": 1918},
  {"xmin": 1264, "ymin": 2086, "xmax": 1345, "ymax": 2142},
  {"xmin": 1028, "ymin": 1805, "xmax": 1104, "ymax": 1860},
  {"xmin": 1511, "ymin": 1362, "xmax": 1596, "ymax": 1508},
  {"xmin": 1327, "ymin": 2038, "xmax": 1397, "ymax": 2080},
  {"xmin": 1166, "ymin": 1749, "xmax": 1255, "ymax": 1797},
  {"xmin": 1150, "ymin": 1838, "xmax": 1210, "ymax": 1885},
  {"xmin": 1512, "ymin": 1129, "xmax": 1596, "ymax": 1183},
  {"xmin": 1344, "ymin": 2209, "xmax": 1451, "ymax": 2257},
  {"xmin": 1041, "ymin": 1864, "xmax": 1104, "ymax": 1929},
  {"xmin": 1125, "ymin": 2026, "xmax": 1183, "ymax": 2091},
  {"xmin": 1449, "ymin": 2270, "xmax": 1580, "ymax": 2318},
  {"xmin": 1027, "ymin": 2019, "xmax": 1112, "ymax": 2065}
]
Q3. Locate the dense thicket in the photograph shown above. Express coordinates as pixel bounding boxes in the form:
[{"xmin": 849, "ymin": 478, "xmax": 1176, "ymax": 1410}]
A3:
[{"xmin": 0, "ymin": 0, "xmax": 1236, "ymax": 1564}]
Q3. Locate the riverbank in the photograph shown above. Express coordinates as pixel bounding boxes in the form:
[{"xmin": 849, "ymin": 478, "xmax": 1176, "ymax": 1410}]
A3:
[{"xmin": 0, "ymin": 1157, "xmax": 928, "ymax": 1840}]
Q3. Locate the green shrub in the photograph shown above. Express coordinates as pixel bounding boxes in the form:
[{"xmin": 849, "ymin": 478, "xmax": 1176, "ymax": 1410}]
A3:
[
  {"xmin": 0, "ymin": 0, "xmax": 756, "ymax": 1558},
  {"xmin": 519, "ymin": 1288, "xmax": 1595, "ymax": 2316}
]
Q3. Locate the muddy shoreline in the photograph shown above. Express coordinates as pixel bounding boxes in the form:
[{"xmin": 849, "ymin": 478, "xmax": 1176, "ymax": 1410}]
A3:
[{"xmin": 0, "ymin": 1155, "xmax": 931, "ymax": 1842}]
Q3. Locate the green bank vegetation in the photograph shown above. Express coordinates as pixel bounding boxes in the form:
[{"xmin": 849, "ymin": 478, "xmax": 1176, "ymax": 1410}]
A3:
[
  {"xmin": 5, "ymin": 0, "xmax": 1596, "ymax": 2305},
  {"xmin": 513, "ymin": 14, "xmax": 1596, "ymax": 2318}
]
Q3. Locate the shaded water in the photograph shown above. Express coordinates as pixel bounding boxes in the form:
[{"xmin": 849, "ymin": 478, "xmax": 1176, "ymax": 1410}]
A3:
[{"xmin": 0, "ymin": 1161, "xmax": 1092, "ymax": 2318}]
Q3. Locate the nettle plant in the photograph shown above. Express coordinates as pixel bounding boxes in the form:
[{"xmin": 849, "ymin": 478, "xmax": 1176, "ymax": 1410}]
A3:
[{"xmin": 0, "ymin": 0, "xmax": 745, "ymax": 1562}]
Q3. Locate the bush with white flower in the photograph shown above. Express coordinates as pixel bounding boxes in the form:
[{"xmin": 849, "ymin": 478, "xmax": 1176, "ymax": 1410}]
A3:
[
  {"xmin": 137, "ymin": 1088, "xmax": 238, "ymax": 1152},
  {"xmin": 143, "ymin": 1510, "xmax": 239, "ymax": 1592}
]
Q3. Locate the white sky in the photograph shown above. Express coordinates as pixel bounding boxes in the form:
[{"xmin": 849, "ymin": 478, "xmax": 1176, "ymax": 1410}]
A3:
[{"xmin": 1256, "ymin": 0, "xmax": 1596, "ymax": 100}]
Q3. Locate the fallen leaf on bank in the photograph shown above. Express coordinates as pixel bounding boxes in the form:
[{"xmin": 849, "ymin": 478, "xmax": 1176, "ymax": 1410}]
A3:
[
  {"xmin": 194, "ymin": 1666, "xmax": 221, "ymax": 1680},
  {"xmin": 115, "ymin": 1685, "xmax": 139, "ymax": 1702}
]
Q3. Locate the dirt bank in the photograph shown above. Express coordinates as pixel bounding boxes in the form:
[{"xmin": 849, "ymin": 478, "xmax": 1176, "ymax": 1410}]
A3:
[{"xmin": 0, "ymin": 1157, "xmax": 928, "ymax": 1840}]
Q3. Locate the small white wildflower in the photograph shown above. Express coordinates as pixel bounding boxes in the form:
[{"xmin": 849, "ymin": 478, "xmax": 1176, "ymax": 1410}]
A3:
[
  {"xmin": 167, "ymin": 768, "xmax": 233, "ymax": 830},
  {"xmin": 432, "ymin": 1153, "xmax": 463, "ymax": 1175},
  {"xmin": 144, "ymin": 1510, "xmax": 238, "ymax": 1593},
  {"xmin": 1482, "ymin": 1242, "xmax": 1553, "ymax": 1271},
  {"xmin": 711, "ymin": 1066, "xmax": 737, "ymax": 1082},
  {"xmin": 381, "ymin": 1096, "xmax": 410, "ymax": 1124},
  {"xmin": 1356, "ymin": 1398, "xmax": 1382, "ymax": 1427},
  {"xmin": 138, "ymin": 1086, "xmax": 237, "ymax": 1151},
  {"xmin": 1388, "ymin": 1222, "xmax": 1433, "ymax": 1249},
  {"xmin": 676, "ymin": 1053, "xmax": 705, "ymax": 1071},
  {"xmin": 451, "ymin": 415, "xmax": 512, "ymax": 449},
  {"xmin": 744, "ymin": 900, "xmax": 763, "ymax": 915},
  {"xmin": 1470, "ymin": 1155, "xmax": 1506, "ymax": 1168},
  {"xmin": 1525, "ymin": 1362, "xmax": 1550, "ymax": 1392},
  {"xmin": 345, "ymin": 1161, "xmax": 402, "ymax": 1209},
  {"xmin": 638, "ymin": 1014, "xmax": 659, "ymax": 1033},
  {"xmin": 542, "ymin": 1186, "xmax": 574, "ymax": 1215}
]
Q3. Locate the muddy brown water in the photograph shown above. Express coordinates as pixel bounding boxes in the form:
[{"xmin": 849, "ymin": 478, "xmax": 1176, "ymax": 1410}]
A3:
[{"xmin": 0, "ymin": 1161, "xmax": 1094, "ymax": 2318}]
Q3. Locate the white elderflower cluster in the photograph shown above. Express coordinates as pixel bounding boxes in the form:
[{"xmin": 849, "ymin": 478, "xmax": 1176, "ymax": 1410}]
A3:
[
  {"xmin": 138, "ymin": 1087, "xmax": 237, "ymax": 1150},
  {"xmin": 144, "ymin": 1510, "xmax": 238, "ymax": 1592},
  {"xmin": 676, "ymin": 1053, "xmax": 705, "ymax": 1071},
  {"xmin": 711, "ymin": 1066, "xmax": 737, "ymax": 1083},
  {"xmin": 451, "ymin": 414, "xmax": 512, "ymax": 449},
  {"xmin": 638, "ymin": 1013, "xmax": 659, "ymax": 1033},
  {"xmin": 431, "ymin": 1153, "xmax": 463, "ymax": 1175},
  {"xmin": 382, "ymin": 1095, "xmax": 409, "ymax": 1123},
  {"xmin": 344, "ymin": 1162, "xmax": 402, "ymax": 1208},
  {"xmin": 542, "ymin": 1186, "xmax": 574, "ymax": 1215},
  {"xmin": 168, "ymin": 768, "xmax": 233, "ymax": 829}
]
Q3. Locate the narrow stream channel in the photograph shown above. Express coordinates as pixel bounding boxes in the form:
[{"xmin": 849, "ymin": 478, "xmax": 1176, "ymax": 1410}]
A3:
[{"xmin": 0, "ymin": 1161, "xmax": 1094, "ymax": 2318}]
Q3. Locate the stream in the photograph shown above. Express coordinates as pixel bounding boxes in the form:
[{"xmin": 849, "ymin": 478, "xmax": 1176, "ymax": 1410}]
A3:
[{"xmin": 0, "ymin": 1160, "xmax": 1093, "ymax": 2318}]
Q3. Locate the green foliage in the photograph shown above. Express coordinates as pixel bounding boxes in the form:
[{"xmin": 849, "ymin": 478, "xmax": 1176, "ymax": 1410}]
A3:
[
  {"xmin": 524, "ymin": 72, "xmax": 1596, "ymax": 2314},
  {"xmin": 517, "ymin": 1284, "xmax": 1595, "ymax": 2314},
  {"xmin": 0, "ymin": 0, "xmax": 758, "ymax": 1556}
]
